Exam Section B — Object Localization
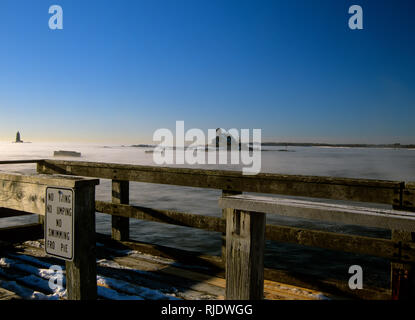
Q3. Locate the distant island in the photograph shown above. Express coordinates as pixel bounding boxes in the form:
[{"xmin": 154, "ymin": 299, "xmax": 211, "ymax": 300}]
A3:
[
  {"xmin": 131, "ymin": 144, "xmax": 155, "ymax": 148},
  {"xmin": 259, "ymin": 142, "xmax": 415, "ymax": 149},
  {"xmin": 12, "ymin": 131, "xmax": 31, "ymax": 144},
  {"xmin": 129, "ymin": 142, "xmax": 415, "ymax": 150},
  {"xmin": 54, "ymin": 150, "xmax": 81, "ymax": 157},
  {"xmin": 15, "ymin": 131, "xmax": 23, "ymax": 143}
]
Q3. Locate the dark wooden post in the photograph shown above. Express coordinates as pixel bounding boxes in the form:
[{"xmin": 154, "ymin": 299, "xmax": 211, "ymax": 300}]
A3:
[
  {"xmin": 391, "ymin": 183, "xmax": 415, "ymax": 299},
  {"xmin": 38, "ymin": 215, "xmax": 44, "ymax": 227},
  {"xmin": 225, "ymin": 209, "xmax": 265, "ymax": 300},
  {"xmin": 111, "ymin": 180, "xmax": 129, "ymax": 241},
  {"xmin": 221, "ymin": 190, "xmax": 242, "ymax": 266},
  {"xmin": 66, "ymin": 181, "xmax": 98, "ymax": 300},
  {"xmin": 391, "ymin": 230, "xmax": 415, "ymax": 299}
]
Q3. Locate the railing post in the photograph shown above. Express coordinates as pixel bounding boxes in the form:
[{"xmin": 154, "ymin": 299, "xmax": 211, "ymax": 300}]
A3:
[
  {"xmin": 66, "ymin": 182, "xmax": 97, "ymax": 300},
  {"xmin": 391, "ymin": 183, "xmax": 415, "ymax": 300},
  {"xmin": 221, "ymin": 190, "xmax": 242, "ymax": 266},
  {"xmin": 391, "ymin": 230, "xmax": 415, "ymax": 299},
  {"xmin": 38, "ymin": 215, "xmax": 44, "ymax": 227},
  {"xmin": 111, "ymin": 180, "xmax": 129, "ymax": 241},
  {"xmin": 225, "ymin": 208, "xmax": 265, "ymax": 300}
]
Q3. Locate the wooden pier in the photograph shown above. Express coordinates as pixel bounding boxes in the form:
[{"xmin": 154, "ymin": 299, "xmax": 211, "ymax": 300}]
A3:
[{"xmin": 0, "ymin": 159, "xmax": 414, "ymax": 300}]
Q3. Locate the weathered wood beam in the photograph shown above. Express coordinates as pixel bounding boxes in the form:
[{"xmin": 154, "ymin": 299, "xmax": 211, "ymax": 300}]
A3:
[
  {"xmin": 390, "ymin": 189, "xmax": 415, "ymax": 300},
  {"xmin": 37, "ymin": 160, "xmax": 402, "ymax": 205},
  {"xmin": 0, "ymin": 223, "xmax": 43, "ymax": 242},
  {"xmin": 111, "ymin": 180, "xmax": 129, "ymax": 241},
  {"xmin": 95, "ymin": 201, "xmax": 415, "ymax": 262},
  {"xmin": 0, "ymin": 286, "xmax": 21, "ymax": 300},
  {"xmin": 225, "ymin": 209, "xmax": 265, "ymax": 299},
  {"xmin": 66, "ymin": 184, "xmax": 97, "ymax": 300},
  {"xmin": 0, "ymin": 172, "xmax": 98, "ymax": 216},
  {"xmin": 96, "ymin": 201, "xmax": 225, "ymax": 233},
  {"xmin": 0, "ymin": 208, "xmax": 34, "ymax": 219},
  {"xmin": 219, "ymin": 195, "xmax": 415, "ymax": 232},
  {"xmin": 264, "ymin": 225, "xmax": 415, "ymax": 262},
  {"xmin": 221, "ymin": 190, "xmax": 242, "ymax": 265},
  {"xmin": 402, "ymin": 182, "xmax": 415, "ymax": 211},
  {"xmin": 390, "ymin": 230, "xmax": 415, "ymax": 300},
  {"xmin": 0, "ymin": 160, "xmax": 42, "ymax": 165}
]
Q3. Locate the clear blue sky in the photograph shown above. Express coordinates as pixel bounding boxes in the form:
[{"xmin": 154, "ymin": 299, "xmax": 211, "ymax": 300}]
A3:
[{"xmin": 0, "ymin": 0, "xmax": 414, "ymax": 143}]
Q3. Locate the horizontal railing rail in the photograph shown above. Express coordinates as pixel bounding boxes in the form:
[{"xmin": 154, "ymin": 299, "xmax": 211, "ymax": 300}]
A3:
[
  {"xmin": 36, "ymin": 159, "xmax": 415, "ymax": 208},
  {"xmin": 95, "ymin": 201, "xmax": 415, "ymax": 262},
  {"xmin": 0, "ymin": 160, "xmax": 43, "ymax": 165}
]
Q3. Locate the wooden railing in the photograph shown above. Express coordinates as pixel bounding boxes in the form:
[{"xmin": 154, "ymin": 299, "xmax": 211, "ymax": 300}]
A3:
[
  {"xmin": 1, "ymin": 159, "xmax": 415, "ymax": 299},
  {"xmin": 32, "ymin": 159, "xmax": 415, "ymax": 300}
]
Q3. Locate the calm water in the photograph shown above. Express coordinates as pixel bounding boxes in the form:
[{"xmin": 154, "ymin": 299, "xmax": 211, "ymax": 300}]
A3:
[{"xmin": 1, "ymin": 142, "xmax": 415, "ymax": 288}]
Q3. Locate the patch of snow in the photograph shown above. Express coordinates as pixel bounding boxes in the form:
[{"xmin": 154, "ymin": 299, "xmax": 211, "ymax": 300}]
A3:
[
  {"xmin": 1, "ymin": 253, "xmax": 183, "ymax": 300},
  {"xmin": 0, "ymin": 257, "xmax": 11, "ymax": 268},
  {"xmin": 30, "ymin": 291, "xmax": 61, "ymax": 300},
  {"xmin": 0, "ymin": 279, "xmax": 63, "ymax": 300},
  {"xmin": 0, "ymin": 256, "xmax": 67, "ymax": 298},
  {"xmin": 97, "ymin": 275, "xmax": 179, "ymax": 300},
  {"xmin": 106, "ymin": 249, "xmax": 210, "ymax": 272},
  {"xmin": 7, "ymin": 253, "xmax": 61, "ymax": 269},
  {"xmin": 96, "ymin": 258, "xmax": 159, "ymax": 277},
  {"xmin": 23, "ymin": 240, "xmax": 44, "ymax": 249}
]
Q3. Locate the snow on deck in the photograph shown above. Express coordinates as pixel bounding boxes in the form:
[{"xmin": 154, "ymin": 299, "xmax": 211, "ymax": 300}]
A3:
[{"xmin": 0, "ymin": 240, "xmax": 330, "ymax": 300}]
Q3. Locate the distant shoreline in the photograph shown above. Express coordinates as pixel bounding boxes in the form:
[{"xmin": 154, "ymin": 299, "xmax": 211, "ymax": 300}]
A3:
[
  {"xmin": 259, "ymin": 142, "xmax": 415, "ymax": 149},
  {"xmin": 130, "ymin": 142, "xmax": 415, "ymax": 149}
]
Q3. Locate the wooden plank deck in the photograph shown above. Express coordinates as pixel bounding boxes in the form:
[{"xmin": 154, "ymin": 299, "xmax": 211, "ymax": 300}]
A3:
[
  {"xmin": 0, "ymin": 286, "xmax": 21, "ymax": 300},
  {"xmin": 0, "ymin": 239, "xmax": 333, "ymax": 300}
]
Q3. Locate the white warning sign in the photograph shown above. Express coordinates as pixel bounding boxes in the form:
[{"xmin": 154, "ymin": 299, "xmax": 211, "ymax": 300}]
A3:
[{"xmin": 45, "ymin": 187, "xmax": 74, "ymax": 261}]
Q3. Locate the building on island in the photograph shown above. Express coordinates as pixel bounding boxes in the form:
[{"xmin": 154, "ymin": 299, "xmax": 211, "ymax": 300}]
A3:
[{"xmin": 15, "ymin": 131, "xmax": 23, "ymax": 143}]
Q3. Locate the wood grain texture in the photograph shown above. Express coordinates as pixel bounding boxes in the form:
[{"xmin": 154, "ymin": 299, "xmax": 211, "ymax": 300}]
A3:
[
  {"xmin": 219, "ymin": 195, "xmax": 415, "ymax": 232},
  {"xmin": 0, "ymin": 179, "xmax": 46, "ymax": 215},
  {"xmin": 402, "ymin": 183, "xmax": 415, "ymax": 211},
  {"xmin": 0, "ymin": 172, "xmax": 99, "ymax": 216},
  {"xmin": 0, "ymin": 286, "xmax": 21, "ymax": 300},
  {"xmin": 225, "ymin": 209, "xmax": 265, "ymax": 300},
  {"xmin": 37, "ymin": 160, "xmax": 402, "ymax": 205},
  {"xmin": 96, "ymin": 201, "xmax": 225, "ymax": 232},
  {"xmin": 221, "ymin": 190, "xmax": 242, "ymax": 265},
  {"xmin": 66, "ymin": 185, "xmax": 97, "ymax": 300},
  {"xmin": 111, "ymin": 180, "xmax": 129, "ymax": 241},
  {"xmin": 96, "ymin": 201, "xmax": 415, "ymax": 262}
]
